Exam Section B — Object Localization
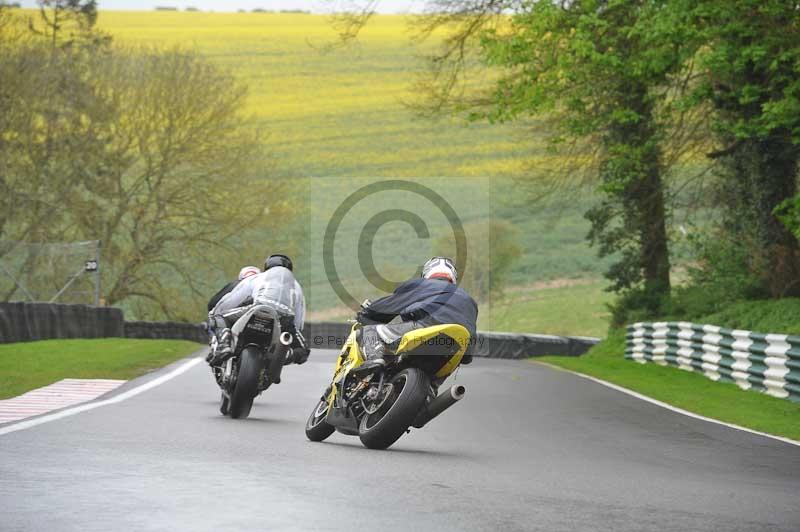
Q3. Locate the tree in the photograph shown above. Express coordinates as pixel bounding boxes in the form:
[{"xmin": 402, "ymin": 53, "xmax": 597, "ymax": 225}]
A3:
[
  {"xmin": 0, "ymin": 1, "xmax": 109, "ymax": 251},
  {"xmin": 453, "ymin": 1, "xmax": 689, "ymax": 307},
  {"xmin": 27, "ymin": 0, "xmax": 107, "ymax": 49},
  {"xmin": 63, "ymin": 48, "xmax": 286, "ymax": 319},
  {"xmin": 0, "ymin": 33, "xmax": 93, "ymax": 249},
  {"xmin": 332, "ymin": 1, "xmax": 701, "ymax": 314},
  {"xmin": 684, "ymin": 0, "xmax": 800, "ymax": 297},
  {"xmin": 0, "ymin": 30, "xmax": 289, "ymax": 317},
  {"xmin": 478, "ymin": 1, "xmax": 680, "ymax": 303}
]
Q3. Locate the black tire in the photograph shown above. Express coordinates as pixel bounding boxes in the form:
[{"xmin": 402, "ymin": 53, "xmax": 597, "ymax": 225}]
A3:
[
  {"xmin": 219, "ymin": 392, "xmax": 230, "ymax": 416},
  {"xmin": 229, "ymin": 347, "xmax": 262, "ymax": 419},
  {"xmin": 358, "ymin": 368, "xmax": 430, "ymax": 450},
  {"xmin": 305, "ymin": 395, "xmax": 335, "ymax": 442}
]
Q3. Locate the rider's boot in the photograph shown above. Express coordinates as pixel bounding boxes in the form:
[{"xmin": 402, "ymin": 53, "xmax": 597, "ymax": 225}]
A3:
[
  {"xmin": 208, "ymin": 328, "xmax": 233, "ymax": 365},
  {"xmin": 352, "ymin": 357, "xmax": 386, "ymax": 376},
  {"xmin": 352, "ymin": 329, "xmax": 388, "ymax": 376}
]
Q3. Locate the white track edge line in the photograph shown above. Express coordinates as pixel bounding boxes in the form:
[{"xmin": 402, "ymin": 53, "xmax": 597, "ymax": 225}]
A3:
[
  {"xmin": 534, "ymin": 361, "xmax": 800, "ymax": 448},
  {"xmin": 0, "ymin": 357, "xmax": 203, "ymax": 436}
]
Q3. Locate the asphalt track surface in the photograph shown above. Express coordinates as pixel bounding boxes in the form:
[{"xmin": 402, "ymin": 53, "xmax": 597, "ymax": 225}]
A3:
[{"xmin": 1, "ymin": 349, "xmax": 798, "ymax": 532}]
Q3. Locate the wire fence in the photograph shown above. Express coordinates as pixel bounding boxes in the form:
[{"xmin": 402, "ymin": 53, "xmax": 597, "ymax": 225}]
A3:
[{"xmin": 0, "ymin": 240, "xmax": 100, "ymax": 305}]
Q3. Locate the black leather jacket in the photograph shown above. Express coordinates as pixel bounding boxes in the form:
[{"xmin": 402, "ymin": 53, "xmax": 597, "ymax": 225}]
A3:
[
  {"xmin": 359, "ymin": 278, "xmax": 478, "ymax": 337},
  {"xmin": 207, "ymin": 280, "xmax": 239, "ymax": 312}
]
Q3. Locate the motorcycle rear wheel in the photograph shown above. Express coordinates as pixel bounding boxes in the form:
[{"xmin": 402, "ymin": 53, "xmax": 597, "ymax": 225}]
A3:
[
  {"xmin": 358, "ymin": 368, "xmax": 429, "ymax": 450},
  {"xmin": 229, "ymin": 347, "xmax": 262, "ymax": 419},
  {"xmin": 219, "ymin": 392, "xmax": 230, "ymax": 416},
  {"xmin": 305, "ymin": 395, "xmax": 335, "ymax": 442}
]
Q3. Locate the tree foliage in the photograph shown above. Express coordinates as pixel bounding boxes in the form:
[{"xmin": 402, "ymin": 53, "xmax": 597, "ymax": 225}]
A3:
[
  {"xmin": 332, "ymin": 1, "xmax": 711, "ymax": 315},
  {"xmin": 68, "ymin": 48, "xmax": 279, "ymax": 317},
  {"xmin": 333, "ymin": 0, "xmax": 800, "ymax": 317},
  {"xmin": 0, "ymin": 11, "xmax": 289, "ymax": 319},
  {"xmin": 683, "ymin": 0, "xmax": 800, "ymax": 297},
  {"xmin": 479, "ymin": 1, "xmax": 698, "ymax": 303},
  {"xmin": 27, "ymin": 0, "xmax": 109, "ymax": 49}
]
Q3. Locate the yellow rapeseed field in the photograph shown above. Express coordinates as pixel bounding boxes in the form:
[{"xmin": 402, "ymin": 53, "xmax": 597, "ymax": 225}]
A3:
[
  {"xmin": 95, "ymin": 11, "xmax": 613, "ymax": 336},
  {"xmin": 74, "ymin": 10, "xmax": 606, "ymax": 335},
  {"xmin": 97, "ymin": 11, "xmax": 536, "ymax": 179}
]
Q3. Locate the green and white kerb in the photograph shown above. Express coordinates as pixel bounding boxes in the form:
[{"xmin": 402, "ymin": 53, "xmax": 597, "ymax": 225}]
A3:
[{"xmin": 625, "ymin": 322, "xmax": 800, "ymax": 403}]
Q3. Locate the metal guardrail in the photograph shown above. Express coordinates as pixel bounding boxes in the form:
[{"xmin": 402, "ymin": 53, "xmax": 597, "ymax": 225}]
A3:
[
  {"xmin": 0, "ymin": 302, "xmax": 124, "ymax": 343},
  {"xmin": 0, "ymin": 302, "xmax": 599, "ymax": 358},
  {"xmin": 0, "ymin": 302, "xmax": 204, "ymax": 343},
  {"xmin": 625, "ymin": 322, "xmax": 800, "ymax": 403},
  {"xmin": 306, "ymin": 323, "xmax": 599, "ymax": 358}
]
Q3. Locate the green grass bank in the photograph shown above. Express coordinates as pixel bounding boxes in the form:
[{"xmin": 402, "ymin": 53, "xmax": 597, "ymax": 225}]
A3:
[{"xmin": 0, "ymin": 338, "xmax": 202, "ymax": 399}]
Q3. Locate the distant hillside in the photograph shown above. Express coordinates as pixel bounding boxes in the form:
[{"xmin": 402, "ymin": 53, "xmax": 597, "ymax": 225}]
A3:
[{"xmin": 90, "ymin": 12, "xmax": 666, "ymax": 334}]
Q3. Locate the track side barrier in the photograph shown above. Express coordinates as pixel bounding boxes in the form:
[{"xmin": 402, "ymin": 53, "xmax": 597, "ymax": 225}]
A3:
[{"xmin": 626, "ymin": 322, "xmax": 800, "ymax": 403}]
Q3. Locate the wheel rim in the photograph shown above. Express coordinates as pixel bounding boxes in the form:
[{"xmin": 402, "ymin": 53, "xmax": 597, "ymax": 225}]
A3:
[
  {"xmin": 362, "ymin": 382, "xmax": 394, "ymax": 414},
  {"xmin": 362, "ymin": 373, "xmax": 407, "ymax": 431},
  {"xmin": 308, "ymin": 398, "xmax": 329, "ymax": 428}
]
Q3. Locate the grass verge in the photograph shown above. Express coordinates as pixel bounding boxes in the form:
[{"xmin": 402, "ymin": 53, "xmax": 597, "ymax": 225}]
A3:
[
  {"xmin": 483, "ymin": 280, "xmax": 612, "ymax": 337},
  {"xmin": 0, "ymin": 338, "xmax": 202, "ymax": 400},
  {"xmin": 538, "ymin": 329, "xmax": 800, "ymax": 441}
]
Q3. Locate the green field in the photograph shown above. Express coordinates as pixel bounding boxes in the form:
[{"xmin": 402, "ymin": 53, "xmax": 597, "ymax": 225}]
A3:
[
  {"xmin": 87, "ymin": 11, "xmax": 616, "ymax": 336},
  {"xmin": 0, "ymin": 338, "xmax": 202, "ymax": 399},
  {"xmin": 97, "ymin": 12, "xmax": 539, "ymax": 179},
  {"xmin": 484, "ymin": 280, "xmax": 613, "ymax": 337}
]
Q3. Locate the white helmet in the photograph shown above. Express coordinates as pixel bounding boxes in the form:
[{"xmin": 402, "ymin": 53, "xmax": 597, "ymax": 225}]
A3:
[
  {"xmin": 238, "ymin": 266, "xmax": 260, "ymax": 280},
  {"xmin": 422, "ymin": 256, "xmax": 457, "ymax": 283}
]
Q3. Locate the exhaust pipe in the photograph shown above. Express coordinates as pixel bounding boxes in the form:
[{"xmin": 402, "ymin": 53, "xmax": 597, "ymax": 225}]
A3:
[
  {"xmin": 268, "ymin": 332, "xmax": 293, "ymax": 385},
  {"xmin": 279, "ymin": 331, "xmax": 293, "ymax": 346},
  {"xmin": 412, "ymin": 385, "xmax": 465, "ymax": 428}
]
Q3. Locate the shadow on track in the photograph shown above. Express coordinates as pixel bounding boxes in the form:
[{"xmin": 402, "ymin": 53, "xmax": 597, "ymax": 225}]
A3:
[
  {"xmin": 310, "ymin": 439, "xmax": 468, "ymax": 459},
  {"xmin": 204, "ymin": 414, "xmax": 295, "ymax": 425}
]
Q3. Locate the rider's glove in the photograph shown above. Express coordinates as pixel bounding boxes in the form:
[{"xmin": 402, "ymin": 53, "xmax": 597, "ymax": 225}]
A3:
[{"xmin": 294, "ymin": 347, "xmax": 310, "ymax": 365}]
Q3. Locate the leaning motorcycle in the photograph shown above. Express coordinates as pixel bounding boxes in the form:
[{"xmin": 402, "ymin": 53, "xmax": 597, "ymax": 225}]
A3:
[
  {"xmin": 305, "ymin": 320, "xmax": 469, "ymax": 449},
  {"xmin": 210, "ymin": 305, "xmax": 293, "ymax": 419}
]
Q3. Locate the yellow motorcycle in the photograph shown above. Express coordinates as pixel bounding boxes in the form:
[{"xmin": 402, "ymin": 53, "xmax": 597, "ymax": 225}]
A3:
[{"xmin": 305, "ymin": 320, "xmax": 470, "ymax": 449}]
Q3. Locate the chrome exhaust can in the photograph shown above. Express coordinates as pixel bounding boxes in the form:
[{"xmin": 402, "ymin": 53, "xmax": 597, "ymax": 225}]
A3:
[{"xmin": 412, "ymin": 385, "xmax": 466, "ymax": 428}]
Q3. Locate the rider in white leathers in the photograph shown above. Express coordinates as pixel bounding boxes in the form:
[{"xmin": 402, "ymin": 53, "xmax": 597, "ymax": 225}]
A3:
[{"xmin": 207, "ymin": 254, "xmax": 308, "ymax": 367}]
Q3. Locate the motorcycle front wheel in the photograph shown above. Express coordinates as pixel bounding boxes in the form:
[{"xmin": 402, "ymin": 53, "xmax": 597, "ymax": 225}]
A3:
[
  {"xmin": 305, "ymin": 394, "xmax": 335, "ymax": 442},
  {"xmin": 229, "ymin": 347, "xmax": 262, "ymax": 419},
  {"xmin": 358, "ymin": 368, "xmax": 429, "ymax": 450}
]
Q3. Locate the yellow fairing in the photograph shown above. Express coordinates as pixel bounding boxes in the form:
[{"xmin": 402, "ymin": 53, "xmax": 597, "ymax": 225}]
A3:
[
  {"xmin": 327, "ymin": 324, "xmax": 365, "ymax": 406},
  {"xmin": 326, "ymin": 323, "xmax": 470, "ymax": 407},
  {"xmin": 396, "ymin": 324, "xmax": 471, "ymax": 378}
]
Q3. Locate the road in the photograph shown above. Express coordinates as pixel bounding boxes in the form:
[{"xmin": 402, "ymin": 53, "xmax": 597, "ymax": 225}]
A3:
[{"xmin": 1, "ymin": 349, "xmax": 798, "ymax": 532}]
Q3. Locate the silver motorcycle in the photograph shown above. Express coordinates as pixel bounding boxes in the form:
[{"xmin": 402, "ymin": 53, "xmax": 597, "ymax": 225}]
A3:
[{"xmin": 210, "ymin": 304, "xmax": 294, "ymax": 419}]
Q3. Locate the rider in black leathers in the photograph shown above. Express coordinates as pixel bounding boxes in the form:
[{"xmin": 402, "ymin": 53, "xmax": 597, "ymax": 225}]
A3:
[{"xmin": 356, "ymin": 257, "xmax": 478, "ymax": 371}]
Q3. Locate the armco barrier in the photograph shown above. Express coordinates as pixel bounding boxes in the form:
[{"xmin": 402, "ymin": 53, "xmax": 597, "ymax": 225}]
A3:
[
  {"xmin": 0, "ymin": 302, "xmax": 124, "ymax": 343},
  {"xmin": 625, "ymin": 322, "xmax": 800, "ymax": 403},
  {"xmin": 475, "ymin": 331, "xmax": 598, "ymax": 359},
  {"xmin": 305, "ymin": 323, "xmax": 598, "ymax": 359},
  {"xmin": 0, "ymin": 302, "xmax": 599, "ymax": 358},
  {"xmin": 124, "ymin": 320, "xmax": 207, "ymax": 343},
  {"xmin": 0, "ymin": 302, "xmax": 200, "ymax": 344}
]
